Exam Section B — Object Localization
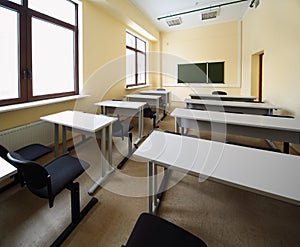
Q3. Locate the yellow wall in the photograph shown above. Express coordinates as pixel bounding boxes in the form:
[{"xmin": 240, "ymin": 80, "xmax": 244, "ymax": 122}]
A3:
[
  {"xmin": 75, "ymin": 0, "xmax": 161, "ymax": 113},
  {"xmin": 242, "ymin": 0, "xmax": 300, "ymax": 117},
  {"xmin": 160, "ymin": 21, "xmax": 241, "ymax": 101}
]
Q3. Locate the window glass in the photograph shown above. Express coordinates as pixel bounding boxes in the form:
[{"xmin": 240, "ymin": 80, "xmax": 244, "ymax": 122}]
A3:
[
  {"xmin": 126, "ymin": 49, "xmax": 135, "ymax": 86},
  {"xmin": 28, "ymin": 0, "xmax": 76, "ymax": 25},
  {"xmin": 137, "ymin": 38, "xmax": 146, "ymax": 52},
  {"xmin": 5, "ymin": 0, "xmax": 22, "ymax": 4},
  {"xmin": 137, "ymin": 52, "xmax": 145, "ymax": 84},
  {"xmin": 126, "ymin": 32, "xmax": 135, "ymax": 47},
  {"xmin": 31, "ymin": 18, "xmax": 75, "ymax": 96},
  {"xmin": 0, "ymin": 7, "xmax": 19, "ymax": 100}
]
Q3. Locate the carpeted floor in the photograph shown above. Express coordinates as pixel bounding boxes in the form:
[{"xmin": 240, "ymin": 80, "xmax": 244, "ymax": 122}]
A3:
[{"xmin": 1, "ymin": 107, "xmax": 300, "ymax": 247}]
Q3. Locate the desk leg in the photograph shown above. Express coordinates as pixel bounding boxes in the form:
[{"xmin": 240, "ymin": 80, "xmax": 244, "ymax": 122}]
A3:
[
  {"xmin": 148, "ymin": 161, "xmax": 154, "ymax": 213},
  {"xmin": 62, "ymin": 126, "xmax": 67, "ymax": 154},
  {"xmin": 135, "ymin": 108, "xmax": 144, "ymax": 145},
  {"xmin": 54, "ymin": 124, "xmax": 59, "ymax": 157},
  {"xmin": 88, "ymin": 126, "xmax": 114, "ymax": 195},
  {"xmin": 156, "ymin": 100, "xmax": 160, "ymax": 123},
  {"xmin": 148, "ymin": 161, "xmax": 160, "ymax": 214}
]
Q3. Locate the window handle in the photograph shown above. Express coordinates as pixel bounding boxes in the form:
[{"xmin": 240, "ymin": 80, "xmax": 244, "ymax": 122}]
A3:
[
  {"xmin": 23, "ymin": 69, "xmax": 27, "ymax": 80},
  {"xmin": 22, "ymin": 69, "xmax": 32, "ymax": 80}
]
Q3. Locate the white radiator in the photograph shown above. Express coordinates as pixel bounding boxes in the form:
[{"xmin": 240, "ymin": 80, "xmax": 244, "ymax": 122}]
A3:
[{"xmin": 0, "ymin": 121, "xmax": 54, "ymax": 151}]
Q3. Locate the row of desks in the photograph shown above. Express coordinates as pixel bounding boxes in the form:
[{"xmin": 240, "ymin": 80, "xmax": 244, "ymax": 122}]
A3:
[{"xmin": 133, "ymin": 131, "xmax": 300, "ymax": 213}]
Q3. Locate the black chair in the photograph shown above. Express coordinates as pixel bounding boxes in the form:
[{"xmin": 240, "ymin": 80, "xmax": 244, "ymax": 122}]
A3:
[
  {"xmin": 212, "ymin": 90, "xmax": 227, "ymax": 95},
  {"xmin": 7, "ymin": 152, "xmax": 98, "ymax": 247},
  {"xmin": 112, "ymin": 120, "xmax": 136, "ymax": 169},
  {"xmin": 143, "ymin": 103, "xmax": 158, "ymax": 129},
  {"xmin": 0, "ymin": 144, "xmax": 52, "ymax": 190},
  {"xmin": 122, "ymin": 213, "xmax": 207, "ymax": 247}
]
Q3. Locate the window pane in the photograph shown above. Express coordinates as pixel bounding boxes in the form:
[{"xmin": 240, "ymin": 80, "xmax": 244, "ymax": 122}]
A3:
[
  {"xmin": 126, "ymin": 49, "xmax": 135, "ymax": 85},
  {"xmin": 28, "ymin": 0, "xmax": 75, "ymax": 25},
  {"xmin": 5, "ymin": 0, "xmax": 22, "ymax": 4},
  {"xmin": 137, "ymin": 53, "xmax": 145, "ymax": 84},
  {"xmin": 137, "ymin": 38, "xmax": 145, "ymax": 52},
  {"xmin": 126, "ymin": 32, "xmax": 135, "ymax": 48},
  {"xmin": 0, "ymin": 7, "xmax": 19, "ymax": 100},
  {"xmin": 31, "ymin": 18, "xmax": 75, "ymax": 96}
]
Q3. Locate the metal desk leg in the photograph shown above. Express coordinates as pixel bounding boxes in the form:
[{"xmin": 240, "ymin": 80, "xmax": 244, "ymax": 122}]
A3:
[
  {"xmin": 54, "ymin": 124, "xmax": 59, "ymax": 157},
  {"xmin": 62, "ymin": 126, "xmax": 67, "ymax": 154},
  {"xmin": 148, "ymin": 161, "xmax": 160, "ymax": 214},
  {"xmin": 148, "ymin": 161, "xmax": 154, "ymax": 213},
  {"xmin": 156, "ymin": 99, "xmax": 160, "ymax": 123},
  {"xmin": 135, "ymin": 108, "xmax": 144, "ymax": 145},
  {"xmin": 88, "ymin": 126, "xmax": 114, "ymax": 195}
]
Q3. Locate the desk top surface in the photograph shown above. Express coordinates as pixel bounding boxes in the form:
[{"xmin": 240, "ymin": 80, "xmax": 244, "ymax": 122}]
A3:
[
  {"xmin": 95, "ymin": 100, "xmax": 146, "ymax": 109},
  {"xmin": 189, "ymin": 94, "xmax": 256, "ymax": 100},
  {"xmin": 133, "ymin": 131, "xmax": 300, "ymax": 202},
  {"xmin": 41, "ymin": 110, "xmax": 117, "ymax": 132},
  {"xmin": 139, "ymin": 90, "xmax": 171, "ymax": 95},
  {"xmin": 184, "ymin": 99, "xmax": 278, "ymax": 109},
  {"xmin": 0, "ymin": 157, "xmax": 17, "ymax": 182},
  {"xmin": 171, "ymin": 108, "xmax": 300, "ymax": 132},
  {"xmin": 126, "ymin": 94, "xmax": 161, "ymax": 99}
]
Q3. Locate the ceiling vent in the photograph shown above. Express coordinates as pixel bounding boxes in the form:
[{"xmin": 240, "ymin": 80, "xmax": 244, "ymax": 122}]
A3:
[
  {"xmin": 201, "ymin": 7, "xmax": 220, "ymax": 20},
  {"xmin": 165, "ymin": 17, "xmax": 182, "ymax": 27}
]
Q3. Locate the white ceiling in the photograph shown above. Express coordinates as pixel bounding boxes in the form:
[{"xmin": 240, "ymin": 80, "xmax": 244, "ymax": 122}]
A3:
[{"xmin": 128, "ymin": 0, "xmax": 252, "ymax": 32}]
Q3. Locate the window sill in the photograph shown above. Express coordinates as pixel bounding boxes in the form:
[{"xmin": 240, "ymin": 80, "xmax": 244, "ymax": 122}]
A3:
[
  {"xmin": 125, "ymin": 84, "xmax": 151, "ymax": 90},
  {"xmin": 0, "ymin": 95, "xmax": 89, "ymax": 114}
]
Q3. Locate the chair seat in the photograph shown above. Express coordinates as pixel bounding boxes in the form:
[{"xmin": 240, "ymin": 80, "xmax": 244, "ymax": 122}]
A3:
[
  {"xmin": 124, "ymin": 213, "xmax": 207, "ymax": 247},
  {"xmin": 15, "ymin": 144, "xmax": 52, "ymax": 161},
  {"xmin": 42, "ymin": 155, "xmax": 90, "ymax": 197}
]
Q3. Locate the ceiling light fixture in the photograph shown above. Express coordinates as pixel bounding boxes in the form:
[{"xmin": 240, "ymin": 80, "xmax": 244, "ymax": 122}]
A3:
[
  {"xmin": 165, "ymin": 17, "xmax": 182, "ymax": 27},
  {"xmin": 201, "ymin": 7, "xmax": 220, "ymax": 20},
  {"xmin": 157, "ymin": 0, "xmax": 248, "ymax": 21}
]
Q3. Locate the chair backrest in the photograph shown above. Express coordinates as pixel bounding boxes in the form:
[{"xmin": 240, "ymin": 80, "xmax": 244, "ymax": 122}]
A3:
[
  {"xmin": 0, "ymin": 145, "xmax": 9, "ymax": 162},
  {"xmin": 7, "ymin": 152, "xmax": 51, "ymax": 199},
  {"xmin": 143, "ymin": 103, "xmax": 155, "ymax": 118},
  {"xmin": 212, "ymin": 90, "xmax": 227, "ymax": 95}
]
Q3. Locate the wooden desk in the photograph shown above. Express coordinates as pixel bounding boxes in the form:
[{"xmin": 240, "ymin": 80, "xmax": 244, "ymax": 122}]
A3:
[
  {"xmin": 95, "ymin": 100, "xmax": 146, "ymax": 145},
  {"xmin": 41, "ymin": 111, "xmax": 117, "ymax": 194},
  {"xmin": 0, "ymin": 157, "xmax": 17, "ymax": 183},
  {"xmin": 171, "ymin": 108, "xmax": 300, "ymax": 153},
  {"xmin": 185, "ymin": 99, "xmax": 278, "ymax": 115},
  {"xmin": 189, "ymin": 94, "xmax": 256, "ymax": 102},
  {"xmin": 139, "ymin": 90, "xmax": 171, "ymax": 118},
  {"xmin": 133, "ymin": 131, "xmax": 300, "ymax": 213},
  {"xmin": 125, "ymin": 94, "xmax": 162, "ymax": 122}
]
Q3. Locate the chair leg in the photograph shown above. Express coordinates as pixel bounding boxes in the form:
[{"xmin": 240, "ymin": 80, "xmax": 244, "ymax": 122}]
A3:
[
  {"xmin": 50, "ymin": 182, "xmax": 98, "ymax": 247},
  {"xmin": 153, "ymin": 116, "xmax": 157, "ymax": 129}
]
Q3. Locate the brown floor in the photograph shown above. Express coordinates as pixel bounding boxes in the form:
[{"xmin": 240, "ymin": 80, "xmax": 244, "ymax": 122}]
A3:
[{"xmin": 1, "ymin": 108, "xmax": 300, "ymax": 247}]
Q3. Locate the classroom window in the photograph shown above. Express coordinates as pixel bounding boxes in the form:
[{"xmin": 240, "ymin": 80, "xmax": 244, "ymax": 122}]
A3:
[
  {"xmin": 0, "ymin": 0, "xmax": 79, "ymax": 107},
  {"xmin": 126, "ymin": 31, "xmax": 147, "ymax": 88}
]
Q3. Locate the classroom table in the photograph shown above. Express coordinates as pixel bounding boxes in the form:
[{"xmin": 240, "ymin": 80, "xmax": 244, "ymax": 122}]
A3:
[
  {"xmin": 125, "ymin": 94, "xmax": 162, "ymax": 122},
  {"xmin": 41, "ymin": 110, "xmax": 117, "ymax": 194},
  {"xmin": 133, "ymin": 131, "xmax": 300, "ymax": 213},
  {"xmin": 0, "ymin": 156, "xmax": 17, "ymax": 183},
  {"xmin": 185, "ymin": 99, "xmax": 278, "ymax": 115},
  {"xmin": 171, "ymin": 108, "xmax": 300, "ymax": 153},
  {"xmin": 139, "ymin": 90, "xmax": 171, "ymax": 118},
  {"xmin": 189, "ymin": 93, "xmax": 256, "ymax": 102},
  {"xmin": 95, "ymin": 100, "xmax": 146, "ymax": 145}
]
